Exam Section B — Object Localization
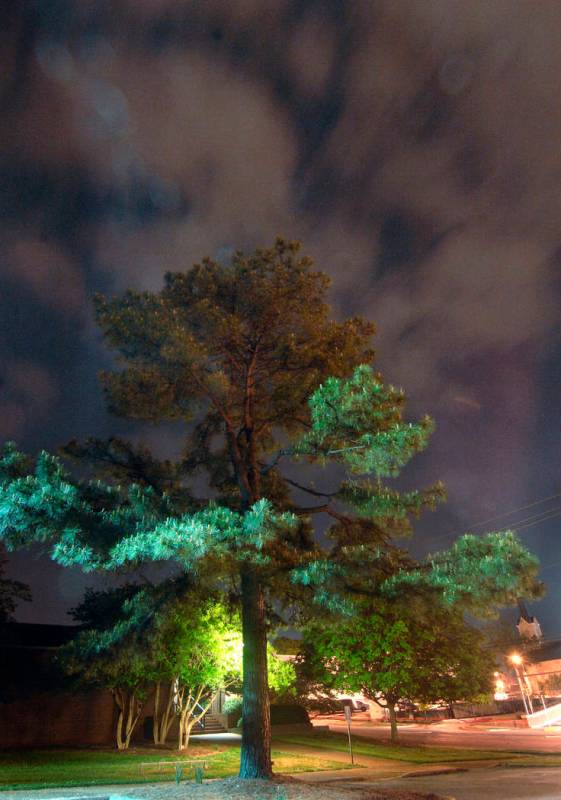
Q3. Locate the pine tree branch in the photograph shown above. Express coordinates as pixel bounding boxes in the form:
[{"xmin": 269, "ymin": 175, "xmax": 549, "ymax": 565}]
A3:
[
  {"xmin": 259, "ymin": 449, "xmax": 296, "ymax": 475},
  {"xmin": 283, "ymin": 477, "xmax": 338, "ymax": 499},
  {"xmin": 289, "ymin": 504, "xmax": 330, "ymax": 515}
]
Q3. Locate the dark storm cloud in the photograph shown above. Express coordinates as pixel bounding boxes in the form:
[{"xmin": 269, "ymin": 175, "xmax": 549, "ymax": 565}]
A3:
[{"xmin": 1, "ymin": 0, "xmax": 561, "ymax": 623}]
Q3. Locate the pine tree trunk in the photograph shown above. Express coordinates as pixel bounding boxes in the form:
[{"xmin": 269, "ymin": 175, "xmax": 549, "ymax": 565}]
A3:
[
  {"xmin": 388, "ymin": 705, "xmax": 399, "ymax": 743},
  {"xmin": 239, "ymin": 568, "xmax": 272, "ymax": 779}
]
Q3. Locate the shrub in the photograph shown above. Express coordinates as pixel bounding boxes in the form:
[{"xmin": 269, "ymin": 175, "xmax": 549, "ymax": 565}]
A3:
[
  {"xmin": 223, "ymin": 695, "xmax": 243, "ymax": 716},
  {"xmin": 237, "ymin": 703, "xmax": 310, "ymax": 728},
  {"xmin": 270, "ymin": 704, "xmax": 310, "ymax": 725}
]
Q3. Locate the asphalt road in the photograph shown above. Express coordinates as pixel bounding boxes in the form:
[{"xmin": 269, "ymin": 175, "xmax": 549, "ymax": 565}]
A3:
[
  {"xmin": 323, "ymin": 717, "xmax": 561, "ymax": 753},
  {"xmin": 361, "ymin": 766, "xmax": 561, "ymax": 800}
]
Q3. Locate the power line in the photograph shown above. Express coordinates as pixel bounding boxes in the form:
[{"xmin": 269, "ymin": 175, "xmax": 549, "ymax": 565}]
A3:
[
  {"xmin": 430, "ymin": 490, "xmax": 561, "ymax": 546},
  {"xmin": 540, "ymin": 558, "xmax": 561, "ymax": 573},
  {"xmin": 513, "ymin": 507, "xmax": 561, "ymax": 533}
]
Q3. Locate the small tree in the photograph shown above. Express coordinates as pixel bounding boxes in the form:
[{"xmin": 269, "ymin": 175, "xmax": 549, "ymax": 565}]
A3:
[
  {"xmin": 66, "ymin": 583, "xmax": 243, "ymax": 750},
  {"xmin": 64, "ymin": 584, "xmax": 160, "ymax": 750},
  {"xmin": 303, "ymin": 596, "xmax": 494, "ymax": 743},
  {"xmin": 62, "ymin": 635, "xmax": 152, "ymax": 750},
  {"xmin": 150, "ymin": 600, "xmax": 243, "ymax": 750}
]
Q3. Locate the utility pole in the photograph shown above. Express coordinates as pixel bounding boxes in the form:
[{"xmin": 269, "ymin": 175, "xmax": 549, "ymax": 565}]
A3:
[{"xmin": 509, "ymin": 653, "xmax": 533, "ymax": 715}]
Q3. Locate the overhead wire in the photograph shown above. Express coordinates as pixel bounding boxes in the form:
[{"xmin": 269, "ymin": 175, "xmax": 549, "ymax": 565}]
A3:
[
  {"xmin": 455, "ymin": 490, "xmax": 561, "ymax": 531},
  {"xmin": 428, "ymin": 490, "xmax": 561, "ymax": 547},
  {"xmin": 512, "ymin": 507, "xmax": 561, "ymax": 533}
]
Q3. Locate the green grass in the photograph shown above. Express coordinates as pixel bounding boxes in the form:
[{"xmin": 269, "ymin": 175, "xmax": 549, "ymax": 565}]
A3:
[
  {"xmin": 273, "ymin": 732, "xmax": 536, "ymax": 764},
  {"xmin": 0, "ymin": 746, "xmax": 351, "ymax": 791}
]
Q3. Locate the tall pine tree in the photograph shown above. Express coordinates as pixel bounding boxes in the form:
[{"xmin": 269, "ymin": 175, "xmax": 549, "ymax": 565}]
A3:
[{"xmin": 0, "ymin": 239, "xmax": 541, "ymax": 777}]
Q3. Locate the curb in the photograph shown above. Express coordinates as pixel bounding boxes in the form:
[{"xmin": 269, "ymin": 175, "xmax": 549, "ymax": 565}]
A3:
[{"xmin": 404, "ymin": 767, "xmax": 469, "ymax": 778}]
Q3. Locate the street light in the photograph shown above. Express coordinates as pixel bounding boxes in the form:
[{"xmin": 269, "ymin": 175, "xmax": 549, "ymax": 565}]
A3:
[{"xmin": 509, "ymin": 653, "xmax": 533, "ymax": 715}]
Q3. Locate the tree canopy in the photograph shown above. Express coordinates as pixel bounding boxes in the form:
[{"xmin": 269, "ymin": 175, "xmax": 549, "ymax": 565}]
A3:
[
  {"xmin": 63, "ymin": 583, "xmax": 244, "ymax": 749},
  {"xmin": 302, "ymin": 594, "xmax": 495, "ymax": 742}
]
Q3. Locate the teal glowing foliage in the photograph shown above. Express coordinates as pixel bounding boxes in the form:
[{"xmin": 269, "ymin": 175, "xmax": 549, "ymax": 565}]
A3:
[
  {"xmin": 337, "ymin": 480, "xmax": 444, "ymax": 523},
  {"xmin": 298, "ymin": 365, "xmax": 434, "ymax": 476},
  {"xmin": 384, "ymin": 530, "xmax": 542, "ymax": 616},
  {"xmin": 0, "ymin": 444, "xmax": 297, "ymax": 576}
]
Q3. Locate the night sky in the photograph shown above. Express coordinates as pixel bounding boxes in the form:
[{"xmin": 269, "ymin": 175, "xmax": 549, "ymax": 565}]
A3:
[{"xmin": 2, "ymin": 1, "xmax": 561, "ymax": 632}]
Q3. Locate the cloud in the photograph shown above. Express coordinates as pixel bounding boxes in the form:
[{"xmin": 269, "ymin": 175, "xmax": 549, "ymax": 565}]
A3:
[
  {"xmin": 2, "ymin": 237, "xmax": 86, "ymax": 313},
  {"xmin": 0, "ymin": 360, "xmax": 59, "ymax": 440},
  {"xmin": 2, "ymin": 0, "xmax": 561, "ymax": 544},
  {"xmin": 92, "ymin": 48, "xmax": 298, "ymax": 288}
]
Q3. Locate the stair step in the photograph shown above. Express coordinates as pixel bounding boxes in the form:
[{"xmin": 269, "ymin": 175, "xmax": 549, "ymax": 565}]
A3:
[{"xmin": 194, "ymin": 714, "xmax": 226, "ymax": 734}]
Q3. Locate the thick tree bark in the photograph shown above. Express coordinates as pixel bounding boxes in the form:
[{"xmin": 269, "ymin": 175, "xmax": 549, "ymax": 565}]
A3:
[
  {"xmin": 388, "ymin": 704, "xmax": 399, "ymax": 743},
  {"xmin": 239, "ymin": 568, "xmax": 272, "ymax": 779}
]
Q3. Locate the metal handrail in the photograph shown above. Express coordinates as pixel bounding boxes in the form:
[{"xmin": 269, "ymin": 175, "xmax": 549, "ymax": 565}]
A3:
[{"xmin": 194, "ymin": 701, "xmax": 209, "ymax": 728}]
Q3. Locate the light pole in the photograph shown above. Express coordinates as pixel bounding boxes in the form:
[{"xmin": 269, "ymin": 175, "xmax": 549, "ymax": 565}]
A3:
[{"xmin": 509, "ymin": 653, "xmax": 533, "ymax": 715}]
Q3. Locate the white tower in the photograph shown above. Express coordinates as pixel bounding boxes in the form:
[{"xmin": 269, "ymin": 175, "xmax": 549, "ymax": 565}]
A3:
[{"xmin": 516, "ymin": 600, "xmax": 542, "ymax": 641}]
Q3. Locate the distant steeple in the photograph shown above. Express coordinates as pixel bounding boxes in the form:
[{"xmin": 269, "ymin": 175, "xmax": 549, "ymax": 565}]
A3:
[{"xmin": 516, "ymin": 599, "xmax": 542, "ymax": 640}]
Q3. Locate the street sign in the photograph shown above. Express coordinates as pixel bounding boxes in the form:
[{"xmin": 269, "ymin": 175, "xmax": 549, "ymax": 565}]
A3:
[{"xmin": 344, "ymin": 704, "xmax": 352, "ymax": 722}]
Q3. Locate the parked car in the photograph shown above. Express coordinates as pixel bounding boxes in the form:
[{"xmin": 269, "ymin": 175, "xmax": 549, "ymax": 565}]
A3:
[{"xmin": 340, "ymin": 697, "xmax": 369, "ymax": 713}]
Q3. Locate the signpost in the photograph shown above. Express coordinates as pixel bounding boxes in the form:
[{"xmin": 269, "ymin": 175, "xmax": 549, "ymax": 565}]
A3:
[{"xmin": 344, "ymin": 704, "xmax": 354, "ymax": 765}]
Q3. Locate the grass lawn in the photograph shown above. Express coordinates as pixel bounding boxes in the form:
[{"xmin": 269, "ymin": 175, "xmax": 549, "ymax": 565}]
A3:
[
  {"xmin": 273, "ymin": 731, "xmax": 555, "ymax": 764},
  {"xmin": 0, "ymin": 745, "xmax": 352, "ymax": 791}
]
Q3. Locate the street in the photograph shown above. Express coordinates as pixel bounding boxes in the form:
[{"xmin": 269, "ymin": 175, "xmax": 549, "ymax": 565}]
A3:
[
  {"xmin": 360, "ymin": 766, "xmax": 561, "ymax": 800},
  {"xmin": 322, "ymin": 717, "xmax": 561, "ymax": 753}
]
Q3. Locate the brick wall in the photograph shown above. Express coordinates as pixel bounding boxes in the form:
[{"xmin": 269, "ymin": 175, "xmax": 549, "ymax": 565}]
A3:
[{"xmin": 0, "ymin": 688, "xmax": 116, "ymax": 748}]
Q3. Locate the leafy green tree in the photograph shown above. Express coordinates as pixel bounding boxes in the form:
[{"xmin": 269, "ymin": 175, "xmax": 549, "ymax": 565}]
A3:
[
  {"xmin": 62, "ymin": 629, "xmax": 153, "ymax": 750},
  {"xmin": 226, "ymin": 642, "xmax": 297, "ymax": 705},
  {"xmin": 0, "ymin": 239, "xmax": 541, "ymax": 777},
  {"xmin": 302, "ymin": 596, "xmax": 496, "ymax": 743},
  {"xmin": 63, "ymin": 583, "xmax": 159, "ymax": 749},
  {"xmin": 66, "ymin": 583, "xmax": 243, "ymax": 749},
  {"xmin": 149, "ymin": 599, "xmax": 243, "ymax": 749},
  {"xmin": 0, "ymin": 550, "xmax": 30, "ymax": 622},
  {"xmin": 267, "ymin": 651, "xmax": 297, "ymax": 701}
]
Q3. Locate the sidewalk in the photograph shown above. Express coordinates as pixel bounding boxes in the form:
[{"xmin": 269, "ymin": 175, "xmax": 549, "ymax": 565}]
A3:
[{"xmin": 283, "ymin": 741, "xmax": 498, "ymax": 784}]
